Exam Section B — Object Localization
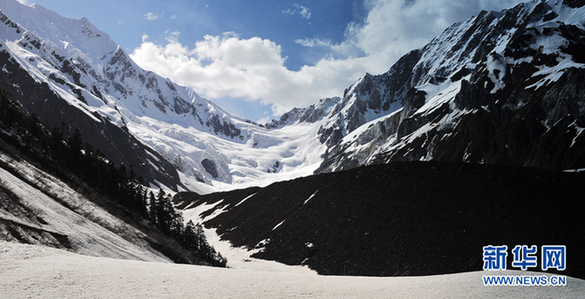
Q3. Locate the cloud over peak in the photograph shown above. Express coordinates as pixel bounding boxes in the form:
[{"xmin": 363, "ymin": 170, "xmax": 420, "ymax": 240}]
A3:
[{"xmin": 131, "ymin": 0, "xmax": 525, "ymax": 117}]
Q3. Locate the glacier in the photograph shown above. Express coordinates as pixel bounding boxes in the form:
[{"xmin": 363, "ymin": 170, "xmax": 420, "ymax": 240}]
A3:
[{"xmin": 0, "ymin": 0, "xmax": 328, "ymax": 193}]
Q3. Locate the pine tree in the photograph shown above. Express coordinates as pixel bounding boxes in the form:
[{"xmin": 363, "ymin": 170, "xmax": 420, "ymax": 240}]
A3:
[
  {"xmin": 0, "ymin": 85, "xmax": 229, "ymax": 267},
  {"xmin": 148, "ymin": 191, "xmax": 157, "ymax": 225},
  {"xmin": 67, "ymin": 128, "xmax": 83, "ymax": 171}
]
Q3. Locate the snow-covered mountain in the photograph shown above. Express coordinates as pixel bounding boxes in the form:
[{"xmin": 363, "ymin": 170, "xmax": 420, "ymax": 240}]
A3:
[
  {"xmin": 2, "ymin": 0, "xmax": 585, "ymax": 291},
  {"xmin": 0, "ymin": 0, "xmax": 326, "ymax": 193},
  {"xmin": 313, "ymin": 0, "xmax": 585, "ymax": 173},
  {"xmin": 1, "ymin": 0, "xmax": 585, "ymax": 194}
]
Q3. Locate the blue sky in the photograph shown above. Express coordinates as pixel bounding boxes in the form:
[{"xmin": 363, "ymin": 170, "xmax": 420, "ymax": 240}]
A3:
[{"xmin": 18, "ymin": 0, "xmax": 524, "ymax": 122}]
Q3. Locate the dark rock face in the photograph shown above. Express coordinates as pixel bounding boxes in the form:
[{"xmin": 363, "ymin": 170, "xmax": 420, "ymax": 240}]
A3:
[
  {"xmin": 315, "ymin": 50, "xmax": 422, "ymax": 147},
  {"xmin": 400, "ymin": 88, "xmax": 427, "ymax": 119},
  {"xmin": 564, "ymin": 0, "xmax": 585, "ymax": 8},
  {"xmin": 315, "ymin": 1, "xmax": 585, "ymax": 174},
  {"xmin": 175, "ymin": 161, "xmax": 585, "ymax": 279},
  {"xmin": 201, "ymin": 159, "xmax": 218, "ymax": 178},
  {"xmin": 0, "ymin": 50, "xmax": 182, "ymax": 189},
  {"xmin": 206, "ymin": 115, "xmax": 242, "ymax": 139},
  {"xmin": 376, "ymin": 66, "xmax": 585, "ymax": 170}
]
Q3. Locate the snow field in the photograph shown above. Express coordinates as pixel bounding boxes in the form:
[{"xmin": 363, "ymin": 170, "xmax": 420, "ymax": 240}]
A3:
[{"xmin": 2, "ymin": 241, "xmax": 585, "ymax": 299}]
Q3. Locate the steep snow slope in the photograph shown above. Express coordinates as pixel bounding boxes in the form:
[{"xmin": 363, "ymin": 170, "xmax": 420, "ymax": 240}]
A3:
[
  {"xmin": 3, "ymin": 241, "xmax": 585, "ymax": 299},
  {"xmin": 0, "ymin": 151, "xmax": 170, "ymax": 262},
  {"xmin": 0, "ymin": 80, "xmax": 225, "ymax": 266}
]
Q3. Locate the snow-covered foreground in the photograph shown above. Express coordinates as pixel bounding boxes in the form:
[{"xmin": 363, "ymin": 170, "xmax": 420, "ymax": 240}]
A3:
[
  {"xmin": 1, "ymin": 241, "xmax": 584, "ymax": 299},
  {"xmin": 0, "ymin": 153, "xmax": 169, "ymax": 262}
]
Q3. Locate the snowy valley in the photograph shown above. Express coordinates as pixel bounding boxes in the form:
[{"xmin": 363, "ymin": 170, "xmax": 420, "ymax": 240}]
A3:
[
  {"xmin": 3, "ymin": 241, "xmax": 585, "ymax": 298},
  {"xmin": 1, "ymin": 0, "xmax": 585, "ymax": 297}
]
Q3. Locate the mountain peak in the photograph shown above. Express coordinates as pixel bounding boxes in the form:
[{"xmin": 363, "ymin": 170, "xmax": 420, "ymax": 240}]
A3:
[
  {"xmin": 315, "ymin": 0, "xmax": 585, "ymax": 173},
  {"xmin": 0, "ymin": 0, "xmax": 117, "ymax": 65},
  {"xmin": 2, "ymin": 0, "xmax": 584, "ymax": 193}
]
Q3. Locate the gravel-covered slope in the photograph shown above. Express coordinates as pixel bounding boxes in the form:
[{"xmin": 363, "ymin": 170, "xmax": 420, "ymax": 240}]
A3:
[{"xmin": 175, "ymin": 161, "xmax": 585, "ymax": 278}]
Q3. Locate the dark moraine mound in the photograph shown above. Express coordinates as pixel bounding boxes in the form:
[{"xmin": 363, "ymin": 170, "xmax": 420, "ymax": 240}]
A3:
[{"xmin": 174, "ymin": 161, "xmax": 585, "ymax": 278}]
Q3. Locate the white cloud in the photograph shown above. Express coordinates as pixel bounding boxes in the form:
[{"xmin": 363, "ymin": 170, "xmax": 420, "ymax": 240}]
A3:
[
  {"xmin": 144, "ymin": 12, "xmax": 162, "ymax": 21},
  {"xmin": 296, "ymin": 4, "xmax": 312, "ymax": 19},
  {"xmin": 130, "ymin": 32, "xmax": 359, "ymax": 115},
  {"xmin": 329, "ymin": 0, "xmax": 526, "ymax": 74},
  {"xmin": 295, "ymin": 38, "xmax": 332, "ymax": 48},
  {"xmin": 165, "ymin": 31, "xmax": 181, "ymax": 42},
  {"xmin": 131, "ymin": 0, "xmax": 526, "ymax": 117},
  {"xmin": 283, "ymin": 3, "xmax": 312, "ymax": 19}
]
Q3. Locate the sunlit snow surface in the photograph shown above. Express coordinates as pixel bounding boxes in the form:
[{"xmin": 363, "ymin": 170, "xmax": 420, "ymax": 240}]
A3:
[
  {"xmin": 128, "ymin": 116, "xmax": 327, "ymax": 193},
  {"xmin": 2, "ymin": 241, "xmax": 585, "ymax": 299}
]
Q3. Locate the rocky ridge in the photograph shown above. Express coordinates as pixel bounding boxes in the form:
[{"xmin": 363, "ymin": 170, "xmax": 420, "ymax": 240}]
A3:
[{"xmin": 312, "ymin": 0, "xmax": 585, "ymax": 173}]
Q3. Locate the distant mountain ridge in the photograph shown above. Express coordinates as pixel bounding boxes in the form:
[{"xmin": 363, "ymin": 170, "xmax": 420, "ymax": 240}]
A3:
[{"xmin": 1, "ymin": 0, "xmax": 584, "ymax": 193}]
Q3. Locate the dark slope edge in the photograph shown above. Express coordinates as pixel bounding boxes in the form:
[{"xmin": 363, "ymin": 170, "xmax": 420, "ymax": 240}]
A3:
[
  {"xmin": 0, "ymin": 84, "xmax": 224, "ymax": 266},
  {"xmin": 175, "ymin": 161, "xmax": 585, "ymax": 278},
  {"xmin": 0, "ymin": 49, "xmax": 182, "ymax": 190}
]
